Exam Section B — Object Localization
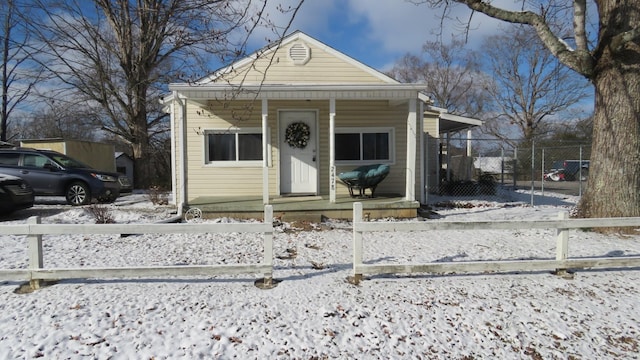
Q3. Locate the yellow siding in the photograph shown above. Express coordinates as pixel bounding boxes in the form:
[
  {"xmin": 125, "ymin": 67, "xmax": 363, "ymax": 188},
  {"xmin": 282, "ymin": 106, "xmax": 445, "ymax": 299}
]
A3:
[
  {"xmin": 183, "ymin": 100, "xmax": 276, "ymax": 201},
  {"xmin": 178, "ymin": 98, "xmax": 412, "ymax": 203},
  {"xmin": 216, "ymin": 41, "xmax": 390, "ymax": 85},
  {"xmin": 422, "ymin": 112, "xmax": 440, "ymax": 192}
]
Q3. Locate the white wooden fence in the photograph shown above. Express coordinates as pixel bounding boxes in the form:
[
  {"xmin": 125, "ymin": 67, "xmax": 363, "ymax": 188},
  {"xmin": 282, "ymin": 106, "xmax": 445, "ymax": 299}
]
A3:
[
  {"xmin": 0, "ymin": 206, "xmax": 274, "ymax": 290},
  {"xmin": 4, "ymin": 202, "xmax": 640, "ymax": 290},
  {"xmin": 352, "ymin": 202, "xmax": 640, "ymax": 284}
]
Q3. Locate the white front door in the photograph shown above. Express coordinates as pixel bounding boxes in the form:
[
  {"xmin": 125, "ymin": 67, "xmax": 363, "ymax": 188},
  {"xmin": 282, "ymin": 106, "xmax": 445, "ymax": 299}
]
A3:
[{"xmin": 279, "ymin": 111, "xmax": 318, "ymax": 195}]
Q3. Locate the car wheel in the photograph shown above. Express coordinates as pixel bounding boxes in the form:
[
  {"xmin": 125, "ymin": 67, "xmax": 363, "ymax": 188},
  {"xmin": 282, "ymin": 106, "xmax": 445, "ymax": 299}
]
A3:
[{"xmin": 66, "ymin": 182, "xmax": 91, "ymax": 206}]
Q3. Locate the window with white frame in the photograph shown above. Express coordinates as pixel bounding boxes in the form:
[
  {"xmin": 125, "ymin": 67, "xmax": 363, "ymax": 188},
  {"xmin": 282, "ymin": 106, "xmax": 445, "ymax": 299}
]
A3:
[
  {"xmin": 205, "ymin": 128, "xmax": 263, "ymax": 165},
  {"xmin": 335, "ymin": 127, "xmax": 394, "ymax": 164}
]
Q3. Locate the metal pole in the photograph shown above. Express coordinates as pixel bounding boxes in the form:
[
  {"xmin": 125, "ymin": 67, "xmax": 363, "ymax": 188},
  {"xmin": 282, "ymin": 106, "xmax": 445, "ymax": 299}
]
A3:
[
  {"xmin": 541, "ymin": 148, "xmax": 545, "ymax": 197},
  {"xmin": 530, "ymin": 142, "xmax": 535, "ymax": 206},
  {"xmin": 351, "ymin": 202, "xmax": 364, "ymax": 285},
  {"xmin": 579, "ymin": 145, "xmax": 583, "ymax": 197}
]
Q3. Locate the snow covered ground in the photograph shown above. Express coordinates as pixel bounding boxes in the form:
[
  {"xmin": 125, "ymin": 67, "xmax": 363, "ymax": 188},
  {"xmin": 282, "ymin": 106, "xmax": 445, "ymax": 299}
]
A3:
[{"xmin": 1, "ymin": 190, "xmax": 639, "ymax": 359}]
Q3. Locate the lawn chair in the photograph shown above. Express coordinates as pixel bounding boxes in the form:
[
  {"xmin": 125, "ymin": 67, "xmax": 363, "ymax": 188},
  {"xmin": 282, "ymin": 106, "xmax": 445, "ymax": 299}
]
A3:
[{"xmin": 338, "ymin": 164, "xmax": 390, "ymax": 198}]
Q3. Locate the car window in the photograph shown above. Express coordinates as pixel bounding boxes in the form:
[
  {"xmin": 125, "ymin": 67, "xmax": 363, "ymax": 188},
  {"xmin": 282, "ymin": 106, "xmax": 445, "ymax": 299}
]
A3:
[
  {"xmin": 45, "ymin": 153, "xmax": 91, "ymax": 169},
  {"xmin": 23, "ymin": 154, "xmax": 55, "ymax": 168},
  {"xmin": 0, "ymin": 153, "xmax": 20, "ymax": 165}
]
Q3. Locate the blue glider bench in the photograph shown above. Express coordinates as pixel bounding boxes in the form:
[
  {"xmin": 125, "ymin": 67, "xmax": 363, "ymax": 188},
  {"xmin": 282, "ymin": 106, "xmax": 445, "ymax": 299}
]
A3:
[{"xmin": 338, "ymin": 164, "xmax": 390, "ymax": 198}]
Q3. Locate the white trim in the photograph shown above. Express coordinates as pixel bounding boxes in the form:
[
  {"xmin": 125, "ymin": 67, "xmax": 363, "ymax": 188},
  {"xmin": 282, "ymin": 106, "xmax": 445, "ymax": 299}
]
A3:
[
  {"xmin": 418, "ymin": 101, "xmax": 425, "ymax": 204},
  {"xmin": 170, "ymin": 92, "xmax": 177, "ymax": 206},
  {"xmin": 334, "ymin": 127, "xmax": 395, "ymax": 166},
  {"xmin": 262, "ymin": 99, "xmax": 269, "ymax": 204},
  {"xmin": 329, "ymin": 98, "xmax": 336, "ymax": 203},
  {"xmin": 170, "ymin": 83, "xmax": 424, "ymax": 94},
  {"xmin": 203, "ymin": 127, "xmax": 268, "ymax": 167},
  {"xmin": 178, "ymin": 95, "xmax": 187, "ymax": 208}
]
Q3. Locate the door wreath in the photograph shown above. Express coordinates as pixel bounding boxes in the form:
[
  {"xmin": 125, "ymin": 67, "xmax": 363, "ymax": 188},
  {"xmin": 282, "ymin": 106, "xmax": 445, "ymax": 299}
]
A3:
[{"xmin": 285, "ymin": 122, "xmax": 310, "ymax": 149}]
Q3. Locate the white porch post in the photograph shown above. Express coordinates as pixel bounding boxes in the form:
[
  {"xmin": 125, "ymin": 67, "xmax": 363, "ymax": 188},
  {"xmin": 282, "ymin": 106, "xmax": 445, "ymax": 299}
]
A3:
[
  {"xmin": 170, "ymin": 91, "xmax": 177, "ymax": 206},
  {"xmin": 405, "ymin": 98, "xmax": 417, "ymax": 201},
  {"xmin": 418, "ymin": 101, "xmax": 425, "ymax": 204},
  {"xmin": 176, "ymin": 92, "xmax": 188, "ymax": 212},
  {"xmin": 262, "ymin": 99, "xmax": 270, "ymax": 204},
  {"xmin": 329, "ymin": 98, "xmax": 336, "ymax": 203}
]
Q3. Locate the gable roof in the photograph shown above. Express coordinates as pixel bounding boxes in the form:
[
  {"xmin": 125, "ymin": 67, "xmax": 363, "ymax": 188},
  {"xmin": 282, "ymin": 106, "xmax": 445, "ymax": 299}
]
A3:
[{"xmin": 198, "ymin": 30, "xmax": 400, "ymax": 85}]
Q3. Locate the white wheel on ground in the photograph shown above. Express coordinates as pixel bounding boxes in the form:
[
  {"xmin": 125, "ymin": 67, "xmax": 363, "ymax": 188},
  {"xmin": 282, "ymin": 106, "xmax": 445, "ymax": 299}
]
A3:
[{"xmin": 184, "ymin": 207, "xmax": 202, "ymax": 222}]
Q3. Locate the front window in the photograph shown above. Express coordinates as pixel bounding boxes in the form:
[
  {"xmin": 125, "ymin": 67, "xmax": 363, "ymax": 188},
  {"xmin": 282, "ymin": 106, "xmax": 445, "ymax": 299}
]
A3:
[
  {"xmin": 335, "ymin": 127, "xmax": 394, "ymax": 164},
  {"xmin": 205, "ymin": 128, "xmax": 263, "ymax": 165}
]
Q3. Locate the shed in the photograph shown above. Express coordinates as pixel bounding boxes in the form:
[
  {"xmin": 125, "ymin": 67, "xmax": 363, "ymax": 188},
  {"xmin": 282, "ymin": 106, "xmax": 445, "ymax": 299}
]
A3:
[
  {"xmin": 115, "ymin": 152, "xmax": 135, "ymax": 185},
  {"xmin": 20, "ymin": 139, "xmax": 116, "ymax": 172}
]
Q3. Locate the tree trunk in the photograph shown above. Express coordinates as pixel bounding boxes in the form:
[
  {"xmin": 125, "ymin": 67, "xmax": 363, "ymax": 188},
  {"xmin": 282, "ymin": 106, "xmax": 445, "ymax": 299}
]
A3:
[
  {"xmin": 131, "ymin": 126, "xmax": 151, "ymax": 190},
  {"xmin": 578, "ymin": 44, "xmax": 640, "ymax": 219}
]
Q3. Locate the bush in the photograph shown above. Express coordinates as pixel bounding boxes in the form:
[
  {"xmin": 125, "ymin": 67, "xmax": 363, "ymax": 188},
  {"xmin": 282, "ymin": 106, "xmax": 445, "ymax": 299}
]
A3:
[
  {"xmin": 148, "ymin": 185, "xmax": 169, "ymax": 205},
  {"xmin": 477, "ymin": 174, "xmax": 497, "ymax": 195},
  {"xmin": 86, "ymin": 205, "xmax": 115, "ymax": 224}
]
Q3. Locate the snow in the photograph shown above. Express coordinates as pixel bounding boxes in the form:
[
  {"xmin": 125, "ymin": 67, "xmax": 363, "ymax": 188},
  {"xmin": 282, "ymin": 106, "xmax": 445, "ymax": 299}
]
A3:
[{"xmin": 1, "ymin": 191, "xmax": 640, "ymax": 359}]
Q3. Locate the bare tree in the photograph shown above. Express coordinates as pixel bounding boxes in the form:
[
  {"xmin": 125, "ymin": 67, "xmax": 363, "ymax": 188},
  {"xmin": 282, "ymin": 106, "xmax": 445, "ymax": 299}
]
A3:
[
  {"xmin": 1, "ymin": 0, "xmax": 40, "ymax": 142},
  {"xmin": 28, "ymin": 0, "xmax": 303, "ymax": 188},
  {"xmin": 481, "ymin": 26, "xmax": 590, "ymax": 146},
  {"xmin": 418, "ymin": 0, "xmax": 640, "ymax": 221},
  {"xmin": 17, "ymin": 99, "xmax": 101, "ymax": 141},
  {"xmin": 387, "ymin": 39, "xmax": 490, "ymax": 117}
]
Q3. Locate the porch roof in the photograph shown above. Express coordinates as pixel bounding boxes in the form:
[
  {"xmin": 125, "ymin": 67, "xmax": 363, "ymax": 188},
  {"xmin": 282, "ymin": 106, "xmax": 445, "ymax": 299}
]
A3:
[
  {"xmin": 439, "ymin": 112, "xmax": 484, "ymax": 133},
  {"xmin": 168, "ymin": 83, "xmax": 427, "ymax": 101}
]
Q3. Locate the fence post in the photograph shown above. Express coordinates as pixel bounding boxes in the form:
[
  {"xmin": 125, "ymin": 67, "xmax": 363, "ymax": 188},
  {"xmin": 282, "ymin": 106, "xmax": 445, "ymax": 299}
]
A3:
[
  {"xmin": 350, "ymin": 202, "xmax": 364, "ymax": 285},
  {"xmin": 262, "ymin": 205, "xmax": 274, "ymax": 288},
  {"xmin": 27, "ymin": 216, "xmax": 43, "ymax": 290},
  {"xmin": 579, "ymin": 145, "xmax": 584, "ymax": 197},
  {"xmin": 530, "ymin": 142, "xmax": 535, "ymax": 206},
  {"xmin": 555, "ymin": 212, "xmax": 569, "ymax": 276}
]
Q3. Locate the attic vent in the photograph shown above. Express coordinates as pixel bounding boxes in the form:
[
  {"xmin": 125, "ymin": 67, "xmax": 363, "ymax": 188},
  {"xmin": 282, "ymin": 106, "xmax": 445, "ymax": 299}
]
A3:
[{"xmin": 289, "ymin": 42, "xmax": 310, "ymax": 65}]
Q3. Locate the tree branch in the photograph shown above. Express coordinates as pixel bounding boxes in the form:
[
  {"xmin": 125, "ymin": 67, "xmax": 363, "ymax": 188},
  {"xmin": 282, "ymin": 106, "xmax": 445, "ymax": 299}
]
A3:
[{"xmin": 456, "ymin": 0, "xmax": 595, "ymax": 78}]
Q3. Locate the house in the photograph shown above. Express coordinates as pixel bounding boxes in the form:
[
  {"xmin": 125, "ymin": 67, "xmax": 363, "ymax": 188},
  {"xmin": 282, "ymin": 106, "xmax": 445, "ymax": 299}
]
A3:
[
  {"xmin": 164, "ymin": 31, "xmax": 481, "ymax": 219},
  {"xmin": 19, "ymin": 139, "xmax": 116, "ymax": 172}
]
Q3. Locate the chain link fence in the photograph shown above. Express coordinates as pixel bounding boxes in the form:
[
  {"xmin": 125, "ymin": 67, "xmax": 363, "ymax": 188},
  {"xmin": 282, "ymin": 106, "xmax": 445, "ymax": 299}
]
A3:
[{"xmin": 424, "ymin": 136, "xmax": 591, "ymax": 205}]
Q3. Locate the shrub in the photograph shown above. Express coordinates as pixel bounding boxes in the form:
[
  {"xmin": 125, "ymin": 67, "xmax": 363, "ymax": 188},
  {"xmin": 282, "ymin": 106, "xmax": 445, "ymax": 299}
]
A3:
[
  {"xmin": 86, "ymin": 205, "xmax": 115, "ymax": 224},
  {"xmin": 148, "ymin": 185, "xmax": 168, "ymax": 205}
]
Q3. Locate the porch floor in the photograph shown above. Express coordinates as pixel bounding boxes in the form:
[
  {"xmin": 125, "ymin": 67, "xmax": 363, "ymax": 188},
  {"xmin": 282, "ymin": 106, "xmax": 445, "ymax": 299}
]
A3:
[{"xmin": 188, "ymin": 193, "xmax": 420, "ymax": 222}]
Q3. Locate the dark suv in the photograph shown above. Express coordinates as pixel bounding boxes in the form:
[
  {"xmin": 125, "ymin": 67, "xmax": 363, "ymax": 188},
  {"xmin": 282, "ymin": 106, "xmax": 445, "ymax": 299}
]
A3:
[{"xmin": 0, "ymin": 148, "xmax": 131, "ymax": 205}]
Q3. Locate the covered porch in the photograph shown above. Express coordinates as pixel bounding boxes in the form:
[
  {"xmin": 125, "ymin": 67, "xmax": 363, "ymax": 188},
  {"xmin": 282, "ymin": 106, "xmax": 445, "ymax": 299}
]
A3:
[{"xmin": 169, "ymin": 84, "xmax": 426, "ymax": 210}]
